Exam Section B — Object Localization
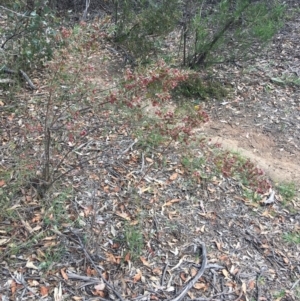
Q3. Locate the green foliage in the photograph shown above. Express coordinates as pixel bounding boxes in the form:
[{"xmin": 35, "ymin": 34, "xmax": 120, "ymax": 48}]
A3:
[
  {"xmin": 113, "ymin": 0, "xmax": 180, "ymax": 60},
  {"xmin": 212, "ymin": 149, "xmax": 271, "ymax": 194},
  {"xmin": 242, "ymin": 188, "xmax": 262, "ymax": 203},
  {"xmin": 113, "ymin": 61, "xmax": 208, "ymax": 145},
  {"xmin": 136, "ymin": 127, "xmax": 167, "ymax": 149},
  {"xmin": 277, "ymin": 182, "xmax": 296, "ymax": 202},
  {"xmin": 188, "ymin": 0, "xmax": 286, "ymax": 67},
  {"xmin": 271, "ymin": 75, "xmax": 300, "ymax": 87},
  {"xmin": 20, "ymin": 10, "xmax": 57, "ymax": 68},
  {"xmin": 182, "ymin": 156, "xmax": 206, "ymax": 170},
  {"xmin": 257, "ymin": 276, "xmax": 266, "ymax": 285},
  {"xmin": 273, "ymin": 290, "xmax": 287, "ymax": 299},
  {"xmin": 124, "ymin": 222, "xmax": 144, "ymax": 261},
  {"xmin": 181, "ymin": 157, "xmax": 207, "ymax": 183},
  {"xmin": 38, "ymin": 246, "xmax": 66, "ymax": 271},
  {"xmin": 174, "ymin": 75, "xmax": 229, "ymax": 100},
  {"xmin": 110, "ymin": 0, "xmax": 285, "ymax": 68},
  {"xmin": 0, "ymin": 157, "xmax": 37, "ymax": 218},
  {"xmin": 43, "ymin": 190, "xmax": 73, "ymax": 227},
  {"xmin": 0, "ymin": 4, "xmax": 59, "ymax": 70},
  {"xmin": 283, "ymin": 232, "xmax": 300, "ymax": 244}
]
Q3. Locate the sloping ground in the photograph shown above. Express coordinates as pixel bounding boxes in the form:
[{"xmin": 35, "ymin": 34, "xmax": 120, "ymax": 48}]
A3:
[
  {"xmin": 1, "ymin": 5, "xmax": 300, "ymax": 301},
  {"xmin": 201, "ymin": 7, "xmax": 300, "ymax": 185}
]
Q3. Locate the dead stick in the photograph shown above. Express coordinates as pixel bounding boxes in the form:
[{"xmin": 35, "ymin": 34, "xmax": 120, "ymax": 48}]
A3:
[
  {"xmin": 168, "ymin": 242, "xmax": 207, "ymax": 301},
  {"xmin": 69, "ymin": 228, "xmax": 125, "ymax": 301}
]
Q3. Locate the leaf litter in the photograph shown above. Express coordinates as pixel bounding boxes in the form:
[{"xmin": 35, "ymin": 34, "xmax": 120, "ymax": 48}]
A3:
[
  {"xmin": 202, "ymin": 2, "xmax": 300, "ymax": 186},
  {"xmin": 0, "ymin": 3, "xmax": 300, "ymax": 301}
]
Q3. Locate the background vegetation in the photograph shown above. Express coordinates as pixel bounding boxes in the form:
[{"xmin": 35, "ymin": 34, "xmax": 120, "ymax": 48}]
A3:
[{"xmin": 1, "ymin": 2, "xmax": 299, "ymax": 300}]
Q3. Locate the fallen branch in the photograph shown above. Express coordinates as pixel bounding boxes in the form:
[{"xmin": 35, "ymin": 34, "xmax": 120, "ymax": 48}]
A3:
[
  {"xmin": 168, "ymin": 241, "xmax": 207, "ymax": 301},
  {"xmin": 19, "ymin": 69, "xmax": 36, "ymax": 90},
  {"xmin": 291, "ymin": 278, "xmax": 300, "ymax": 291},
  {"xmin": 2, "ymin": 66, "xmax": 37, "ymax": 90},
  {"xmin": 11, "ymin": 272, "xmax": 41, "ymax": 300},
  {"xmin": 67, "ymin": 272, "xmax": 104, "ymax": 288},
  {"xmin": 67, "ymin": 272, "xmax": 102, "ymax": 283},
  {"xmin": 69, "ymin": 228, "xmax": 125, "ymax": 301}
]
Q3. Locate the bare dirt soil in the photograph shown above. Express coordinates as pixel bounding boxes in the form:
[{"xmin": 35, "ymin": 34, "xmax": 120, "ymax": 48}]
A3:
[{"xmin": 205, "ymin": 123, "xmax": 300, "ymax": 185}]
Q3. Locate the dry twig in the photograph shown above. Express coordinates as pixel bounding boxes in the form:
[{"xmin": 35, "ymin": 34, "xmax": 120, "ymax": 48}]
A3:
[
  {"xmin": 69, "ymin": 228, "xmax": 125, "ymax": 301},
  {"xmin": 168, "ymin": 241, "xmax": 207, "ymax": 301}
]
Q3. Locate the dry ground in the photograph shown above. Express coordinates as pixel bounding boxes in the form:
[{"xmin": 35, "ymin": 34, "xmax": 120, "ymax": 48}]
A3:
[
  {"xmin": 201, "ymin": 11, "xmax": 300, "ymax": 185},
  {"xmin": 0, "ymin": 4, "xmax": 300, "ymax": 301}
]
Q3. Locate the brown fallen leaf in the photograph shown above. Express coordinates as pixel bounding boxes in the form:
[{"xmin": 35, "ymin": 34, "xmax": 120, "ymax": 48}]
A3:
[
  {"xmin": 283, "ymin": 257, "xmax": 289, "ymax": 264},
  {"xmin": 106, "ymin": 252, "xmax": 118, "ymax": 264},
  {"xmin": 40, "ymin": 286, "xmax": 49, "ymax": 296},
  {"xmin": 0, "ymin": 237, "xmax": 10, "ymax": 245},
  {"xmin": 103, "ymin": 186, "xmax": 110, "ymax": 193},
  {"xmin": 26, "ymin": 261, "xmax": 39, "ymax": 270},
  {"xmin": 61, "ymin": 268, "xmax": 68, "ymax": 280},
  {"xmin": 180, "ymin": 272, "xmax": 187, "ymax": 281},
  {"xmin": 248, "ymin": 279, "xmax": 256, "ymax": 290},
  {"xmin": 31, "ymin": 214, "xmax": 43, "ymax": 223},
  {"xmin": 190, "ymin": 267, "xmax": 198, "ymax": 277},
  {"xmin": 86, "ymin": 266, "xmax": 92, "ymax": 276},
  {"xmin": 94, "ymin": 283, "xmax": 106, "ymax": 291},
  {"xmin": 193, "ymin": 282, "xmax": 208, "ymax": 290},
  {"xmin": 111, "ymin": 242, "xmax": 120, "ymax": 249},
  {"xmin": 242, "ymin": 281, "xmax": 247, "ymax": 293},
  {"xmin": 214, "ymin": 240, "xmax": 222, "ymax": 251},
  {"xmin": 152, "ymin": 267, "xmax": 161, "ymax": 275},
  {"xmin": 92, "ymin": 289, "xmax": 105, "ymax": 297},
  {"xmin": 133, "ymin": 270, "xmax": 142, "ymax": 283},
  {"xmin": 140, "ymin": 256, "xmax": 151, "ymax": 267},
  {"xmin": 43, "ymin": 240, "xmax": 57, "ymax": 248},
  {"xmin": 164, "ymin": 199, "xmax": 180, "ymax": 207},
  {"xmin": 124, "ymin": 252, "xmax": 131, "ymax": 262},
  {"xmin": 169, "ymin": 173, "xmax": 178, "ymax": 180},
  {"xmin": 11, "ymin": 280, "xmax": 17, "ymax": 294},
  {"xmin": 102, "ymin": 271, "xmax": 109, "ymax": 280},
  {"xmin": 116, "ymin": 211, "xmax": 131, "ymax": 220},
  {"xmin": 27, "ymin": 279, "xmax": 39, "ymax": 287},
  {"xmin": 218, "ymin": 254, "xmax": 230, "ymax": 263},
  {"xmin": 225, "ymin": 281, "xmax": 237, "ymax": 288},
  {"xmin": 187, "ymin": 291, "xmax": 195, "ymax": 299},
  {"xmin": 222, "ymin": 269, "xmax": 229, "ymax": 278},
  {"xmin": 84, "ymin": 205, "xmax": 93, "ymax": 216},
  {"xmin": 43, "ymin": 235, "xmax": 57, "ymax": 241}
]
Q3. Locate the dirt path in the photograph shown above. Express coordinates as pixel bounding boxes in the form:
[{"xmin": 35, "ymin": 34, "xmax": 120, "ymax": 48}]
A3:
[
  {"xmin": 199, "ymin": 5, "xmax": 300, "ymax": 188},
  {"xmin": 204, "ymin": 121, "xmax": 300, "ymax": 185}
]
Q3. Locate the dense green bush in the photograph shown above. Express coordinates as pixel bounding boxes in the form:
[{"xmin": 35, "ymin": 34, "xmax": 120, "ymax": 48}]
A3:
[
  {"xmin": 111, "ymin": 0, "xmax": 286, "ymax": 67},
  {"xmin": 112, "ymin": 0, "xmax": 181, "ymax": 60},
  {"xmin": 186, "ymin": 0, "xmax": 286, "ymax": 67},
  {"xmin": 1, "ymin": 0, "xmax": 286, "ymax": 71},
  {"xmin": 0, "ymin": 2, "xmax": 59, "ymax": 70},
  {"xmin": 173, "ymin": 74, "xmax": 229, "ymax": 100}
]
